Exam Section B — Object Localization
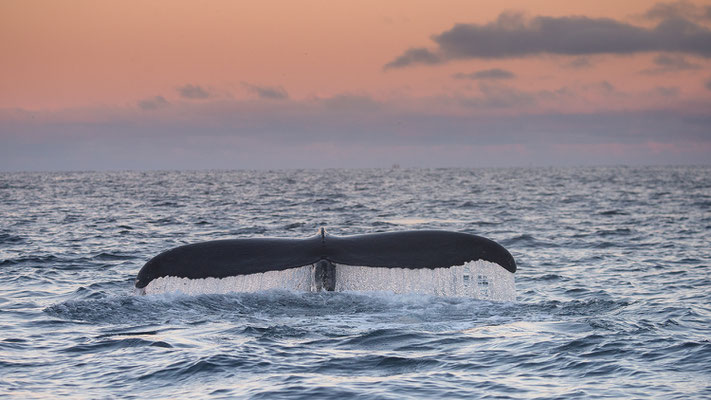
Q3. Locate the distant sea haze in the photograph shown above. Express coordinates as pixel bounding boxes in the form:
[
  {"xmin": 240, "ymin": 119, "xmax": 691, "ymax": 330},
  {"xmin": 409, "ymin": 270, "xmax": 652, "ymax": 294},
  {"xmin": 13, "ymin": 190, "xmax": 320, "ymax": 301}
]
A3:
[{"xmin": 1, "ymin": 166, "xmax": 710, "ymax": 398}]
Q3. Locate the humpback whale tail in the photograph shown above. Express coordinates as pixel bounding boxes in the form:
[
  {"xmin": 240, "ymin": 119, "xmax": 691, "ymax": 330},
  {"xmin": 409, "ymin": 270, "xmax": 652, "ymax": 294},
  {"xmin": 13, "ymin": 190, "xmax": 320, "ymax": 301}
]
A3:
[{"xmin": 135, "ymin": 229, "xmax": 516, "ymax": 300}]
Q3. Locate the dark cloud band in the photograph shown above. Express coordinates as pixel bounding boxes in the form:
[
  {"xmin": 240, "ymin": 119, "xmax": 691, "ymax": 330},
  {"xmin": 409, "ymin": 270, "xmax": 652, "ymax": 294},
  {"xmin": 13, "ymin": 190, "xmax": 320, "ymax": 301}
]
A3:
[
  {"xmin": 387, "ymin": 10, "xmax": 711, "ymax": 68},
  {"xmin": 453, "ymin": 68, "xmax": 515, "ymax": 80},
  {"xmin": 242, "ymin": 83, "xmax": 289, "ymax": 100},
  {"xmin": 138, "ymin": 96, "xmax": 169, "ymax": 110},
  {"xmin": 178, "ymin": 84, "xmax": 211, "ymax": 99}
]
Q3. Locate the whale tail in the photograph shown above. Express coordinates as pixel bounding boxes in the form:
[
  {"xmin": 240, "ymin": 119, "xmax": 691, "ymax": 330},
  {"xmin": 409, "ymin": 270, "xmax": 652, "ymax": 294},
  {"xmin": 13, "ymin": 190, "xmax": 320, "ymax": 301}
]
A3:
[{"xmin": 135, "ymin": 229, "xmax": 516, "ymax": 300}]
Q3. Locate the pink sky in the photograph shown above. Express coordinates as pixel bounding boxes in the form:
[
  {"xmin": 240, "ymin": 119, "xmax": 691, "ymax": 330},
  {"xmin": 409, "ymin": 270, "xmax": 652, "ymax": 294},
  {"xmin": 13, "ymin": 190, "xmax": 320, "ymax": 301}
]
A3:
[{"xmin": 1, "ymin": 0, "xmax": 710, "ymax": 169}]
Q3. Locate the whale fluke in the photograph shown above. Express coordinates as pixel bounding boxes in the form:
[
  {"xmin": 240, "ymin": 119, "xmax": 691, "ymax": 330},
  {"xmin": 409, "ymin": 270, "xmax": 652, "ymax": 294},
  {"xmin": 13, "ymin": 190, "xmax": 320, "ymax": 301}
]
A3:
[{"xmin": 135, "ymin": 229, "xmax": 516, "ymax": 293}]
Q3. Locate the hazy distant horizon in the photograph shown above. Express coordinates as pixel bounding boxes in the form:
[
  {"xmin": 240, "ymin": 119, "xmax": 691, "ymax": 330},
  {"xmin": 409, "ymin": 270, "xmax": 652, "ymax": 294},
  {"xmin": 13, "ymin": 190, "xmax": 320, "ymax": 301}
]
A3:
[{"xmin": 2, "ymin": 161, "xmax": 709, "ymax": 174}]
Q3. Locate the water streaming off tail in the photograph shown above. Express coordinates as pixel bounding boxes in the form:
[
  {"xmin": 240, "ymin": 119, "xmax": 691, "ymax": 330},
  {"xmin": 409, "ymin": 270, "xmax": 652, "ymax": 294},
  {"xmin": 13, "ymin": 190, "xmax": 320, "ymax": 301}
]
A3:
[
  {"xmin": 335, "ymin": 260, "xmax": 515, "ymax": 301},
  {"xmin": 141, "ymin": 260, "xmax": 515, "ymax": 301},
  {"xmin": 141, "ymin": 266, "xmax": 313, "ymax": 295}
]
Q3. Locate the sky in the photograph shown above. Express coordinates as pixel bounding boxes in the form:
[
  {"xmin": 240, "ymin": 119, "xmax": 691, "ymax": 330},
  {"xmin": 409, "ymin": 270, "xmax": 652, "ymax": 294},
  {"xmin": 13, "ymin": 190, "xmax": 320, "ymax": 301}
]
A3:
[{"xmin": 1, "ymin": 0, "xmax": 710, "ymax": 170}]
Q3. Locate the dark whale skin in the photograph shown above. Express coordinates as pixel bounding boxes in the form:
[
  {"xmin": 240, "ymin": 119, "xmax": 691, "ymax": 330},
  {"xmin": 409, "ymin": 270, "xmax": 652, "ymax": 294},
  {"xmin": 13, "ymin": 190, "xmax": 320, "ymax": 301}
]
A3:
[{"xmin": 135, "ymin": 230, "xmax": 516, "ymax": 289}]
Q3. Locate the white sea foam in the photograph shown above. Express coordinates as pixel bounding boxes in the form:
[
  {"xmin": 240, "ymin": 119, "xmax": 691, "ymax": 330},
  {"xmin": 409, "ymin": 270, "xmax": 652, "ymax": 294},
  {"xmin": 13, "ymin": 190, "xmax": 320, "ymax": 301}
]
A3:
[{"xmin": 141, "ymin": 260, "xmax": 515, "ymax": 301}]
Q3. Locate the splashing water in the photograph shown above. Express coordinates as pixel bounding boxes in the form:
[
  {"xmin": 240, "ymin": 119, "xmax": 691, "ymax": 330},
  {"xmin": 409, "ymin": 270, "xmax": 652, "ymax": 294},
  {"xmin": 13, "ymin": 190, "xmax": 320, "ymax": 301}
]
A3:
[
  {"xmin": 335, "ymin": 260, "xmax": 515, "ymax": 301},
  {"xmin": 142, "ymin": 260, "xmax": 516, "ymax": 301}
]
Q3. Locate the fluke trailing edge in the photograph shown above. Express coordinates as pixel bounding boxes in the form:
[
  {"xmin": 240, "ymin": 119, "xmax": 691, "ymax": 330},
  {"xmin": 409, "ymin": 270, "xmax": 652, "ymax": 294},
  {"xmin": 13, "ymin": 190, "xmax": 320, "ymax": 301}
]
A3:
[{"xmin": 135, "ymin": 229, "xmax": 516, "ymax": 291}]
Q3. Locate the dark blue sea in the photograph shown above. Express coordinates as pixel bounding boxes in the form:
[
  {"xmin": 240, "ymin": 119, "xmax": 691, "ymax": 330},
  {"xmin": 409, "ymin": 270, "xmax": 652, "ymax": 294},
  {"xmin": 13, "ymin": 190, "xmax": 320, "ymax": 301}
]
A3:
[{"xmin": 1, "ymin": 167, "xmax": 710, "ymax": 399}]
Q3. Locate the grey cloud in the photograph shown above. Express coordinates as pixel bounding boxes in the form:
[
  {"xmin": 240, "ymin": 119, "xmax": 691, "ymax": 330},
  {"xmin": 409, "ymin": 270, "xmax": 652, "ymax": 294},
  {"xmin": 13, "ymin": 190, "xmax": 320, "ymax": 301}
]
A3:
[
  {"xmin": 458, "ymin": 83, "xmax": 535, "ymax": 108},
  {"xmin": 138, "ymin": 96, "xmax": 169, "ymax": 110},
  {"xmin": 386, "ymin": 10, "xmax": 711, "ymax": 68},
  {"xmin": 242, "ymin": 83, "xmax": 289, "ymax": 100},
  {"xmin": 644, "ymin": 1, "xmax": 711, "ymax": 21},
  {"xmin": 383, "ymin": 48, "xmax": 441, "ymax": 69},
  {"xmin": 565, "ymin": 56, "xmax": 594, "ymax": 69},
  {"xmin": 458, "ymin": 83, "xmax": 576, "ymax": 109},
  {"xmin": 706, "ymin": 79, "xmax": 711, "ymax": 90},
  {"xmin": 655, "ymin": 86, "xmax": 680, "ymax": 96},
  {"xmin": 598, "ymin": 81, "xmax": 615, "ymax": 94},
  {"xmin": 654, "ymin": 54, "xmax": 699, "ymax": 68},
  {"xmin": 537, "ymin": 87, "xmax": 574, "ymax": 100},
  {"xmin": 580, "ymin": 81, "xmax": 624, "ymax": 97},
  {"xmin": 643, "ymin": 54, "xmax": 701, "ymax": 73},
  {"xmin": 177, "ymin": 84, "xmax": 211, "ymax": 99},
  {"xmin": 453, "ymin": 68, "xmax": 515, "ymax": 80},
  {"xmin": 320, "ymin": 94, "xmax": 380, "ymax": 112},
  {"xmin": 435, "ymin": 14, "xmax": 711, "ymax": 58}
]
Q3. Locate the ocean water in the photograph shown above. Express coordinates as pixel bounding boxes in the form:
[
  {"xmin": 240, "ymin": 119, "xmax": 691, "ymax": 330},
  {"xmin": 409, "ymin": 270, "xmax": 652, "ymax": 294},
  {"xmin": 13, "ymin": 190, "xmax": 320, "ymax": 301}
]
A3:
[{"xmin": 1, "ymin": 166, "xmax": 710, "ymax": 399}]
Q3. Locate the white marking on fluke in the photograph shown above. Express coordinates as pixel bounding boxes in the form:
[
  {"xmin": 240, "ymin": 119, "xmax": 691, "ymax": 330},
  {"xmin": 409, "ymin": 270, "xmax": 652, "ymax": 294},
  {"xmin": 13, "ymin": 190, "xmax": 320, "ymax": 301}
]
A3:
[{"xmin": 141, "ymin": 260, "xmax": 515, "ymax": 301}]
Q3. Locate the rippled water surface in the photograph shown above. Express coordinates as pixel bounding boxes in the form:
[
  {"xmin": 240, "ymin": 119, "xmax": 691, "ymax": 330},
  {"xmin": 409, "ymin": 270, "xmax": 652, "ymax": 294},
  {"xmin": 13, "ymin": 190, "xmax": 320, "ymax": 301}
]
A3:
[{"xmin": 1, "ymin": 167, "xmax": 710, "ymax": 399}]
